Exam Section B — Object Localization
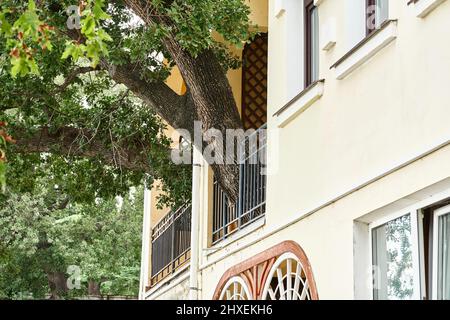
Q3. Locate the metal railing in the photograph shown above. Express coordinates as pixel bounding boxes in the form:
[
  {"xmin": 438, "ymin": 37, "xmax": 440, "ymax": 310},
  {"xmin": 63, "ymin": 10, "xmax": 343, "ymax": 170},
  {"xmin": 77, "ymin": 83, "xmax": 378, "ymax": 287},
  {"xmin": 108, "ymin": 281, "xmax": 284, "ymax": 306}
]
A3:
[
  {"xmin": 212, "ymin": 124, "xmax": 267, "ymax": 245},
  {"xmin": 150, "ymin": 203, "xmax": 191, "ymax": 287}
]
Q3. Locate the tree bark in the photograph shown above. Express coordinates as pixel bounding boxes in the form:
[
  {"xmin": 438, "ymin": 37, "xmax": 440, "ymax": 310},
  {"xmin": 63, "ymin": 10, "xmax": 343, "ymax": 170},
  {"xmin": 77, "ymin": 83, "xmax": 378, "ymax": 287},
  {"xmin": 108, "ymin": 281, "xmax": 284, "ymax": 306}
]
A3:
[
  {"xmin": 108, "ymin": 62, "xmax": 197, "ymax": 135},
  {"xmin": 46, "ymin": 271, "xmax": 68, "ymax": 300},
  {"xmin": 13, "ymin": 126, "xmax": 154, "ymax": 173},
  {"xmin": 88, "ymin": 280, "xmax": 101, "ymax": 296}
]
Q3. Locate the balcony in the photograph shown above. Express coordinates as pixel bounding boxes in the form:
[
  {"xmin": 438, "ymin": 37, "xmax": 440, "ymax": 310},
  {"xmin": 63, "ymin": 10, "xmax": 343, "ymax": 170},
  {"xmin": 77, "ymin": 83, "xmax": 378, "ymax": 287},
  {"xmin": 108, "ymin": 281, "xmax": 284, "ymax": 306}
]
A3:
[
  {"xmin": 149, "ymin": 125, "xmax": 267, "ymax": 288},
  {"xmin": 212, "ymin": 124, "xmax": 267, "ymax": 245},
  {"xmin": 150, "ymin": 203, "xmax": 191, "ymax": 287}
]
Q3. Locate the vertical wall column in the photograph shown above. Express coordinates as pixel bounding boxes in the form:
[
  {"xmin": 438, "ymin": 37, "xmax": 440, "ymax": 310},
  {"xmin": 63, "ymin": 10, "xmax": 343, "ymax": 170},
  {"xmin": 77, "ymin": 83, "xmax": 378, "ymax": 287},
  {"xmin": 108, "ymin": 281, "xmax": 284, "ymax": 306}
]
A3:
[
  {"xmin": 139, "ymin": 187, "xmax": 152, "ymax": 300},
  {"xmin": 189, "ymin": 148, "xmax": 203, "ymax": 299}
]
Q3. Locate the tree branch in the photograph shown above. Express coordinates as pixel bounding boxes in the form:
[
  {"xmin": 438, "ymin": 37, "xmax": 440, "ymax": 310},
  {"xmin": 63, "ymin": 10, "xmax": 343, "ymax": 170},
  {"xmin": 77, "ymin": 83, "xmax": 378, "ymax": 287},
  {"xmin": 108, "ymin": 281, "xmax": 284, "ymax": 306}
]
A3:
[
  {"xmin": 13, "ymin": 126, "xmax": 154, "ymax": 173},
  {"xmin": 54, "ymin": 66, "xmax": 95, "ymax": 93}
]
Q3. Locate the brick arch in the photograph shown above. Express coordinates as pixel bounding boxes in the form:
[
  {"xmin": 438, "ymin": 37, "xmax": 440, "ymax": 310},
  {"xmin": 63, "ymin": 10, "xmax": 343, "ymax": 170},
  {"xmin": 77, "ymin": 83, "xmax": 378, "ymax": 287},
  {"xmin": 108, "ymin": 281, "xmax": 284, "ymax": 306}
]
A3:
[{"xmin": 212, "ymin": 241, "xmax": 319, "ymax": 300}]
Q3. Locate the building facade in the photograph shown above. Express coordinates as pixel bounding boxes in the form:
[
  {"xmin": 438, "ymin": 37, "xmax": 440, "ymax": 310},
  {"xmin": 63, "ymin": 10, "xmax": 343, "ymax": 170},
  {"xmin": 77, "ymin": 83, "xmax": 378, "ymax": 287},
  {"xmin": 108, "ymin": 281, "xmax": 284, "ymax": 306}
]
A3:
[{"xmin": 139, "ymin": 0, "xmax": 450, "ymax": 300}]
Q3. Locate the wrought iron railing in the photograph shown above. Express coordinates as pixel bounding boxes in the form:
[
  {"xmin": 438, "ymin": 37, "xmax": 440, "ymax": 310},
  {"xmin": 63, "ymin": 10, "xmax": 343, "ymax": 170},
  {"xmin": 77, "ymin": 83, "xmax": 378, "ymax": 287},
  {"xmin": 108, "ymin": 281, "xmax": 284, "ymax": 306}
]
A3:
[
  {"xmin": 150, "ymin": 203, "xmax": 191, "ymax": 287},
  {"xmin": 212, "ymin": 124, "xmax": 267, "ymax": 245}
]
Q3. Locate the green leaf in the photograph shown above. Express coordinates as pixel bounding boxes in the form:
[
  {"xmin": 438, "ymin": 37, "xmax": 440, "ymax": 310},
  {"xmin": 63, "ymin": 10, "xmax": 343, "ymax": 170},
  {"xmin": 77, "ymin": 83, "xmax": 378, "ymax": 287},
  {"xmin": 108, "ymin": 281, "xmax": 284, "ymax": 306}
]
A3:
[
  {"xmin": 81, "ymin": 16, "xmax": 96, "ymax": 37},
  {"xmin": 93, "ymin": 2, "xmax": 111, "ymax": 21},
  {"xmin": 97, "ymin": 29, "xmax": 112, "ymax": 42},
  {"xmin": 11, "ymin": 57, "xmax": 28, "ymax": 78},
  {"xmin": 0, "ymin": 13, "xmax": 13, "ymax": 36},
  {"xmin": 0, "ymin": 161, "xmax": 6, "ymax": 193},
  {"xmin": 61, "ymin": 44, "xmax": 75, "ymax": 60},
  {"xmin": 28, "ymin": 0, "xmax": 36, "ymax": 11}
]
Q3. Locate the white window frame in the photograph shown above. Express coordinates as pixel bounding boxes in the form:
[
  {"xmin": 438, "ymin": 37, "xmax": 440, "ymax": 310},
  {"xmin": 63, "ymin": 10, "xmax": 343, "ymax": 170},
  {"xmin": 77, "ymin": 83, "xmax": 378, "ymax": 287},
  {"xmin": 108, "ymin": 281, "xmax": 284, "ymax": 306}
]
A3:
[
  {"xmin": 356, "ymin": 186, "xmax": 450, "ymax": 300},
  {"xmin": 432, "ymin": 204, "xmax": 450, "ymax": 300},
  {"xmin": 369, "ymin": 209, "xmax": 422, "ymax": 300},
  {"xmin": 374, "ymin": 0, "xmax": 390, "ymax": 29}
]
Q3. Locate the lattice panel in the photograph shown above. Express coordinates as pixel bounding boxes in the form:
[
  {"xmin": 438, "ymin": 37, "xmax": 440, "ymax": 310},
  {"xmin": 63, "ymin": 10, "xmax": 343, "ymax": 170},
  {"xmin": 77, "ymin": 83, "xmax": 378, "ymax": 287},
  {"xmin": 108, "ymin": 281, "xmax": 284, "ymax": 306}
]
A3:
[{"xmin": 242, "ymin": 33, "xmax": 268, "ymax": 130}]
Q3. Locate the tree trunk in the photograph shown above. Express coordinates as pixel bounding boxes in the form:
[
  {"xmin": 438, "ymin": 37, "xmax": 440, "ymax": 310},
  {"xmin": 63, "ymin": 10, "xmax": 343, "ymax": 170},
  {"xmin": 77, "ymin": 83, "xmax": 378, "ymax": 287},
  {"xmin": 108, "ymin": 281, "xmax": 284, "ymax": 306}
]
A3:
[
  {"xmin": 162, "ymin": 37, "xmax": 243, "ymax": 204},
  {"xmin": 88, "ymin": 280, "xmax": 101, "ymax": 296},
  {"xmin": 123, "ymin": 2, "xmax": 244, "ymax": 203},
  {"xmin": 46, "ymin": 271, "xmax": 68, "ymax": 300}
]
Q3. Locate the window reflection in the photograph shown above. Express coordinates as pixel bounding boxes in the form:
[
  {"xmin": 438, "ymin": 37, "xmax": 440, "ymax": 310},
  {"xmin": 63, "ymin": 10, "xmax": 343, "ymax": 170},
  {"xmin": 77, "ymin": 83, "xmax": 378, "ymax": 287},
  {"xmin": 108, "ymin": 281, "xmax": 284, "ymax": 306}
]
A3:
[{"xmin": 372, "ymin": 214, "xmax": 414, "ymax": 300}]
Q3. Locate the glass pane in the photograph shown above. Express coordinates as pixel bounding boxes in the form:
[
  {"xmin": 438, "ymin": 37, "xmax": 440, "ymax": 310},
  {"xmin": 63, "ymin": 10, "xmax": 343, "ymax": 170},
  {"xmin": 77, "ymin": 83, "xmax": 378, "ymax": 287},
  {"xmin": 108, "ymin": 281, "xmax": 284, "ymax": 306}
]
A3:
[
  {"xmin": 376, "ymin": 0, "xmax": 389, "ymax": 28},
  {"xmin": 310, "ymin": 7, "xmax": 319, "ymax": 82},
  {"xmin": 438, "ymin": 213, "xmax": 450, "ymax": 299},
  {"xmin": 372, "ymin": 214, "xmax": 414, "ymax": 300}
]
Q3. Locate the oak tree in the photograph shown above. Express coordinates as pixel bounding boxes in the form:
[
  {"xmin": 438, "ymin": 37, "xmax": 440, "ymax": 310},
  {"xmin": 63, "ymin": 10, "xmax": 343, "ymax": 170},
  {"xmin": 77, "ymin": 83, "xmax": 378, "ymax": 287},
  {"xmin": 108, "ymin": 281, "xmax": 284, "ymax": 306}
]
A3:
[{"xmin": 0, "ymin": 0, "xmax": 254, "ymax": 204}]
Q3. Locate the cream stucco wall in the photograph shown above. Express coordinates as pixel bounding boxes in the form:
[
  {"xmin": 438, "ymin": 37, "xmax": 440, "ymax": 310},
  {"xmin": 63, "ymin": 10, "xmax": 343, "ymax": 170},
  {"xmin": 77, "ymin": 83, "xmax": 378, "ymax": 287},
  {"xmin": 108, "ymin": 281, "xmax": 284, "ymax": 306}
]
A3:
[{"xmin": 266, "ymin": 0, "xmax": 450, "ymax": 226}]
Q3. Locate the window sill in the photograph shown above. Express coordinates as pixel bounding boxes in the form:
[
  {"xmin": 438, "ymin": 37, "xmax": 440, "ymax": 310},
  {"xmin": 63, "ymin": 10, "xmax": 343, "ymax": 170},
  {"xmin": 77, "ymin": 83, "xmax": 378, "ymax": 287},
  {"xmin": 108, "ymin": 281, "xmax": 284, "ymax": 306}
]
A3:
[
  {"xmin": 330, "ymin": 20, "xmax": 398, "ymax": 80},
  {"xmin": 409, "ymin": 0, "xmax": 447, "ymax": 18},
  {"xmin": 274, "ymin": 80, "xmax": 325, "ymax": 128}
]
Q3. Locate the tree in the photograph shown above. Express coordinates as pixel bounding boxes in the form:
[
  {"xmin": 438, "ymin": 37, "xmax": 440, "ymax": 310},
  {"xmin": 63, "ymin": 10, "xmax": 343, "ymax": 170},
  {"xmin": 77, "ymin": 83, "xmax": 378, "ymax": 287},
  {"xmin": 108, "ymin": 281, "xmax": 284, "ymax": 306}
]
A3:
[
  {"xmin": 0, "ymin": 121, "xmax": 15, "ymax": 192},
  {"xmin": 0, "ymin": 177, "xmax": 144, "ymax": 299},
  {"xmin": 0, "ymin": 0, "xmax": 254, "ymax": 204}
]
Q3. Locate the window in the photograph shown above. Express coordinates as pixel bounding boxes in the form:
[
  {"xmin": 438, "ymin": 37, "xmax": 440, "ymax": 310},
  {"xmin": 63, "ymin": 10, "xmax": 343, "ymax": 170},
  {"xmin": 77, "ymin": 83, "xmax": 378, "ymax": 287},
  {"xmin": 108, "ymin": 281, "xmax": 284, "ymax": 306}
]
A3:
[
  {"xmin": 362, "ymin": 194, "xmax": 450, "ymax": 300},
  {"xmin": 433, "ymin": 205, "xmax": 450, "ymax": 300},
  {"xmin": 366, "ymin": 0, "xmax": 389, "ymax": 35},
  {"xmin": 305, "ymin": 0, "xmax": 319, "ymax": 87},
  {"xmin": 371, "ymin": 214, "xmax": 415, "ymax": 300}
]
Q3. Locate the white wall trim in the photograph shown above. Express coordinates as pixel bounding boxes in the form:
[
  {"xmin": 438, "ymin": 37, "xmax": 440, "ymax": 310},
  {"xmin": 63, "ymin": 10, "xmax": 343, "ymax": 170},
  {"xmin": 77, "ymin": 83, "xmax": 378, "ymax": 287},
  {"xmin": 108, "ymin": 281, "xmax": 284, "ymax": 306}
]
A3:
[
  {"xmin": 431, "ymin": 204, "xmax": 450, "ymax": 299},
  {"xmin": 321, "ymin": 18, "xmax": 337, "ymax": 51},
  {"xmin": 284, "ymin": 0, "xmax": 305, "ymax": 100},
  {"xmin": 199, "ymin": 135, "xmax": 450, "ymax": 273},
  {"xmin": 412, "ymin": 0, "xmax": 447, "ymax": 18},
  {"xmin": 274, "ymin": 0, "xmax": 286, "ymax": 18},
  {"xmin": 353, "ymin": 221, "xmax": 371, "ymax": 300},
  {"xmin": 144, "ymin": 267, "xmax": 190, "ymax": 300},
  {"xmin": 275, "ymin": 80, "xmax": 325, "ymax": 128},
  {"xmin": 138, "ymin": 188, "xmax": 152, "ymax": 300},
  {"xmin": 332, "ymin": 20, "xmax": 398, "ymax": 80}
]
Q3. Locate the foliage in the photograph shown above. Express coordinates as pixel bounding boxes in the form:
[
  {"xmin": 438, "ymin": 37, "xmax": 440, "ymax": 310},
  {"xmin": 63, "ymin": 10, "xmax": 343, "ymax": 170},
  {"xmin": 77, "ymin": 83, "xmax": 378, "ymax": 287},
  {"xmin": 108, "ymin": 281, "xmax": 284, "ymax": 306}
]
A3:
[
  {"xmin": 0, "ymin": 0, "xmax": 254, "ymax": 299},
  {"xmin": 0, "ymin": 0, "xmax": 111, "ymax": 76},
  {"xmin": 0, "ymin": 0, "xmax": 254, "ymax": 76},
  {"xmin": 61, "ymin": 0, "xmax": 112, "ymax": 67},
  {"xmin": 0, "ymin": 178, "xmax": 144, "ymax": 299},
  {"xmin": 0, "ymin": 0, "xmax": 253, "ymax": 207},
  {"xmin": 0, "ymin": 121, "xmax": 15, "ymax": 192}
]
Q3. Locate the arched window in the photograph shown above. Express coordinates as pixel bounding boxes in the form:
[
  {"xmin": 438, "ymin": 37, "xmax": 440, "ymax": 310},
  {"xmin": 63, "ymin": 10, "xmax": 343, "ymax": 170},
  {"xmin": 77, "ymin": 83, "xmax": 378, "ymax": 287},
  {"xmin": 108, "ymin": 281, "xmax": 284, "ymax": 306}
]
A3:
[
  {"xmin": 261, "ymin": 253, "xmax": 312, "ymax": 300},
  {"xmin": 219, "ymin": 276, "xmax": 253, "ymax": 300},
  {"xmin": 213, "ymin": 241, "xmax": 318, "ymax": 300}
]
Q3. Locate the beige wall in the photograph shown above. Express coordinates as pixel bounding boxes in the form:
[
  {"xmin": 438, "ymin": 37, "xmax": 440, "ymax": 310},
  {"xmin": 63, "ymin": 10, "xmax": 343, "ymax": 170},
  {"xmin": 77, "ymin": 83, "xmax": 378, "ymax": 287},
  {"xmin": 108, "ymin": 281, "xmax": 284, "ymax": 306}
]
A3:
[{"xmin": 266, "ymin": 0, "xmax": 450, "ymax": 224}]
